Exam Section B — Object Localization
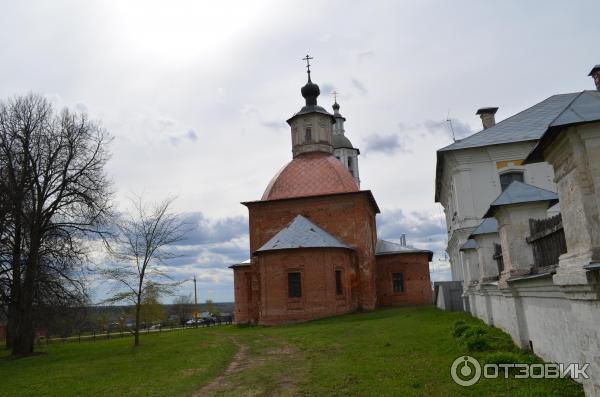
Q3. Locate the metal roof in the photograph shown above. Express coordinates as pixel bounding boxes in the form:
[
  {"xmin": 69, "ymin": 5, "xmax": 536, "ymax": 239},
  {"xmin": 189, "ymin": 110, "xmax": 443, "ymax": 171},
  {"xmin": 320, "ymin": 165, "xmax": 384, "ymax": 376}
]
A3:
[
  {"xmin": 229, "ymin": 259, "xmax": 250, "ymax": 269},
  {"xmin": 439, "ymin": 93, "xmax": 580, "ymax": 152},
  {"xmin": 375, "ymin": 239, "xmax": 433, "ymax": 261},
  {"xmin": 483, "ymin": 181, "xmax": 559, "ymax": 217},
  {"xmin": 333, "ymin": 133, "xmax": 355, "ymax": 150},
  {"xmin": 460, "ymin": 239, "xmax": 478, "ymax": 251},
  {"xmin": 435, "ymin": 92, "xmax": 581, "ymax": 202},
  {"xmin": 256, "ymin": 215, "xmax": 352, "ymax": 253},
  {"xmin": 469, "ymin": 218, "xmax": 498, "ymax": 237},
  {"xmin": 525, "ymin": 90, "xmax": 600, "ymax": 163}
]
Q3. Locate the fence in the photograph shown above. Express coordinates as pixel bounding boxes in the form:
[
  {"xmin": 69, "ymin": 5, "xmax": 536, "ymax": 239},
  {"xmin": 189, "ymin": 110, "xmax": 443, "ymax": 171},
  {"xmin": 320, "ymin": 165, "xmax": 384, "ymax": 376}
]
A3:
[
  {"xmin": 36, "ymin": 315, "xmax": 233, "ymax": 345},
  {"xmin": 493, "ymin": 243, "xmax": 504, "ymax": 275},
  {"xmin": 527, "ymin": 214, "xmax": 567, "ymax": 271}
]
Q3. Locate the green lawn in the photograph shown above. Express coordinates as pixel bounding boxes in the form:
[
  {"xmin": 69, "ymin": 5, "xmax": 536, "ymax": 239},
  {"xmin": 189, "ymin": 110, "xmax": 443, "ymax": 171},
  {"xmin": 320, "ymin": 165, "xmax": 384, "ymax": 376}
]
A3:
[{"xmin": 0, "ymin": 306, "xmax": 584, "ymax": 396}]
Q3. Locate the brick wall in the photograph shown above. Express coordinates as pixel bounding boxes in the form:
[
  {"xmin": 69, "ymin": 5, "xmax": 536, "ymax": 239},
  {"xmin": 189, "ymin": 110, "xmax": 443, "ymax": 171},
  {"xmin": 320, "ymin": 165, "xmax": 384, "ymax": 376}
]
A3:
[
  {"xmin": 376, "ymin": 253, "xmax": 433, "ymax": 306},
  {"xmin": 256, "ymin": 248, "xmax": 357, "ymax": 325},
  {"xmin": 244, "ymin": 192, "xmax": 379, "ymax": 323}
]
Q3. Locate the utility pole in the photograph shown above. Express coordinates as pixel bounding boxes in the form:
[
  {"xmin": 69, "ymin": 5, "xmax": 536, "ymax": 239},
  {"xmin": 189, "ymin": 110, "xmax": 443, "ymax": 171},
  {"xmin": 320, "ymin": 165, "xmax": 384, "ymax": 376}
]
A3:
[{"xmin": 193, "ymin": 275, "xmax": 198, "ymax": 323}]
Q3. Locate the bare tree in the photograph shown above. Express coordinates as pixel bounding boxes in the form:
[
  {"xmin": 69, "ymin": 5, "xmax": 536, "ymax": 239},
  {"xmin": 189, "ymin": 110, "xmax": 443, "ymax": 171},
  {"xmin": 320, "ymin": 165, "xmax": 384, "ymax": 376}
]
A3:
[
  {"xmin": 0, "ymin": 94, "xmax": 112, "ymax": 355},
  {"xmin": 102, "ymin": 196, "xmax": 187, "ymax": 346},
  {"xmin": 172, "ymin": 294, "xmax": 194, "ymax": 325}
]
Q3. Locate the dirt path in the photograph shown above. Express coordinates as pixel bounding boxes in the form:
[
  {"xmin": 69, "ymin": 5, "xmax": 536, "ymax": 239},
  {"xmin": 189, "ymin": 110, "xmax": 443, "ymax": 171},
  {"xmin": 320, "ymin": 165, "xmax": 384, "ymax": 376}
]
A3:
[{"xmin": 192, "ymin": 335, "xmax": 305, "ymax": 397}]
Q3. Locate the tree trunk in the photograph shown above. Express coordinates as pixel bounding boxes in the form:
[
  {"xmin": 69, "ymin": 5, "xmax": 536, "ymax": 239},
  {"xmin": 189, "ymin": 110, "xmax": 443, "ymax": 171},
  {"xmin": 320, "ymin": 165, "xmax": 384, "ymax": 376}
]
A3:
[
  {"xmin": 5, "ymin": 303, "xmax": 15, "ymax": 349},
  {"xmin": 11, "ymin": 237, "xmax": 40, "ymax": 356},
  {"xmin": 134, "ymin": 294, "xmax": 141, "ymax": 347}
]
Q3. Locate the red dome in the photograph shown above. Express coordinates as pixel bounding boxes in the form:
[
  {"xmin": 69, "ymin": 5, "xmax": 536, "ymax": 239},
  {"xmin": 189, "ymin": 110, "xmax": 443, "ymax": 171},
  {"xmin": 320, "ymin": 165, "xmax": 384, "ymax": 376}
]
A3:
[{"xmin": 262, "ymin": 152, "xmax": 359, "ymax": 200}]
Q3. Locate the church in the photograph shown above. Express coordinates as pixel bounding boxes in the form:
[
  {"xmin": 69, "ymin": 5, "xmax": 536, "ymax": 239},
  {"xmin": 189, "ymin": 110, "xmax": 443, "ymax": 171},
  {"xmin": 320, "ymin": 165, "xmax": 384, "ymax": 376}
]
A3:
[{"xmin": 231, "ymin": 60, "xmax": 433, "ymax": 325}]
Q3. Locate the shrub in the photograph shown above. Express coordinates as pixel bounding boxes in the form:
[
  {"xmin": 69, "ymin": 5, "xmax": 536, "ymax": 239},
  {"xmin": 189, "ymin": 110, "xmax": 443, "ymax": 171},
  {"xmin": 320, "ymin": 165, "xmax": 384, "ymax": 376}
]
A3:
[
  {"xmin": 464, "ymin": 334, "xmax": 491, "ymax": 351},
  {"xmin": 462, "ymin": 326, "xmax": 487, "ymax": 339},
  {"xmin": 483, "ymin": 352, "xmax": 522, "ymax": 366},
  {"xmin": 453, "ymin": 324, "xmax": 470, "ymax": 338}
]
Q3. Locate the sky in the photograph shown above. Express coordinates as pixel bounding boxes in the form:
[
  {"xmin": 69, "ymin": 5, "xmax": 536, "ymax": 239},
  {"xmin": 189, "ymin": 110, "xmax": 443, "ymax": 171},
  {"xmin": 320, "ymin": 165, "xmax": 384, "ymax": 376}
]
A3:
[{"xmin": 1, "ymin": 0, "xmax": 598, "ymax": 303}]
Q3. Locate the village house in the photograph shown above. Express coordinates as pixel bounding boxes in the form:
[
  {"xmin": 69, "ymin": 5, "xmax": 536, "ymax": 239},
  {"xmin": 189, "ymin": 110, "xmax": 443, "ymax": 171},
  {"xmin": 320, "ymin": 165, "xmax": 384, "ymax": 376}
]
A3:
[
  {"xmin": 231, "ymin": 61, "xmax": 432, "ymax": 325},
  {"xmin": 435, "ymin": 65, "xmax": 600, "ymax": 396}
]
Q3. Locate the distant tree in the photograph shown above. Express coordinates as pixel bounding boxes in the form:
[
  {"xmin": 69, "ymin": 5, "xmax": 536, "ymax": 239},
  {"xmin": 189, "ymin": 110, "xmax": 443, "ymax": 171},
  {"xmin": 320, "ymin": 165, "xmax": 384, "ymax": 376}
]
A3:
[
  {"xmin": 138, "ymin": 283, "xmax": 165, "ymax": 326},
  {"xmin": 102, "ymin": 196, "xmax": 188, "ymax": 346},
  {"xmin": 173, "ymin": 294, "xmax": 194, "ymax": 325},
  {"xmin": 204, "ymin": 299, "xmax": 215, "ymax": 316},
  {"xmin": 0, "ymin": 94, "xmax": 112, "ymax": 355}
]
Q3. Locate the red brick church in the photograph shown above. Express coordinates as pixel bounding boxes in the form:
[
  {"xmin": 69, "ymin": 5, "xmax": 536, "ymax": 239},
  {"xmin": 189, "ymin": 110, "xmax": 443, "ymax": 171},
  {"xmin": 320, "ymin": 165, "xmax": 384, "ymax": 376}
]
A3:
[{"xmin": 231, "ymin": 60, "xmax": 432, "ymax": 325}]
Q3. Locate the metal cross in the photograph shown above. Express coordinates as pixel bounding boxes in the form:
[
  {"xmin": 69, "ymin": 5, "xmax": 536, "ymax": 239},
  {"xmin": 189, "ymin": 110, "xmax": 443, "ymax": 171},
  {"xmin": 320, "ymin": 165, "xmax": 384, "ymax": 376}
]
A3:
[
  {"xmin": 302, "ymin": 54, "xmax": 313, "ymax": 74},
  {"xmin": 332, "ymin": 90, "xmax": 339, "ymax": 102}
]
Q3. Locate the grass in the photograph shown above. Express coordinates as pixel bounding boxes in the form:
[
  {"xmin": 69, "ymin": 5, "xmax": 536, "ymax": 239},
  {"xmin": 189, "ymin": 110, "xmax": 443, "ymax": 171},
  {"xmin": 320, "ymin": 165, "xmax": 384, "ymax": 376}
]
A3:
[
  {"xmin": 0, "ymin": 329, "xmax": 236, "ymax": 396},
  {"xmin": 0, "ymin": 306, "xmax": 585, "ymax": 396}
]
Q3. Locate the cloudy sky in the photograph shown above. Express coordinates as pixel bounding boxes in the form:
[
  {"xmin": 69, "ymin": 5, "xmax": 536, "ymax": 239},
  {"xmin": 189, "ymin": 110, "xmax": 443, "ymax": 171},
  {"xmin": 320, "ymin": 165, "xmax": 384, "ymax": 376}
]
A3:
[{"xmin": 1, "ymin": 1, "xmax": 597, "ymax": 302}]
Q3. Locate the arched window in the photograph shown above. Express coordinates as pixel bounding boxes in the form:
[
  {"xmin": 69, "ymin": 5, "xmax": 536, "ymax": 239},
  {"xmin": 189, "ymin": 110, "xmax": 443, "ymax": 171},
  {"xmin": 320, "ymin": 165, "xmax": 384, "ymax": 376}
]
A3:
[
  {"xmin": 499, "ymin": 171, "xmax": 524, "ymax": 191},
  {"xmin": 304, "ymin": 128, "xmax": 312, "ymax": 142}
]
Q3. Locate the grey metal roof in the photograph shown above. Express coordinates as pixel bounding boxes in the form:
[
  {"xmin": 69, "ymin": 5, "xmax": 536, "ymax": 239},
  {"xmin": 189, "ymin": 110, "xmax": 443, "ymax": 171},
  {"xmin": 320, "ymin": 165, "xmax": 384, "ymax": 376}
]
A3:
[
  {"xmin": 286, "ymin": 105, "xmax": 336, "ymax": 124},
  {"xmin": 435, "ymin": 92, "xmax": 581, "ymax": 202},
  {"xmin": 469, "ymin": 218, "xmax": 498, "ymax": 237},
  {"xmin": 460, "ymin": 239, "xmax": 478, "ymax": 251},
  {"xmin": 333, "ymin": 133, "xmax": 355, "ymax": 149},
  {"xmin": 483, "ymin": 181, "xmax": 559, "ymax": 217},
  {"xmin": 439, "ymin": 92, "xmax": 580, "ymax": 152},
  {"xmin": 256, "ymin": 215, "xmax": 352, "ymax": 253},
  {"xmin": 375, "ymin": 239, "xmax": 433, "ymax": 261},
  {"xmin": 525, "ymin": 90, "xmax": 600, "ymax": 163},
  {"xmin": 229, "ymin": 259, "xmax": 250, "ymax": 269}
]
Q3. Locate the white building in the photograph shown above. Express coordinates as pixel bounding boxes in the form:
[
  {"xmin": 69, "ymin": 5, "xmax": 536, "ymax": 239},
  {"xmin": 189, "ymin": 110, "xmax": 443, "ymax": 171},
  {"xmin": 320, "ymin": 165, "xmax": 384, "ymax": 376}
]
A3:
[
  {"xmin": 435, "ymin": 66, "xmax": 600, "ymax": 396},
  {"xmin": 435, "ymin": 100, "xmax": 562, "ymax": 282}
]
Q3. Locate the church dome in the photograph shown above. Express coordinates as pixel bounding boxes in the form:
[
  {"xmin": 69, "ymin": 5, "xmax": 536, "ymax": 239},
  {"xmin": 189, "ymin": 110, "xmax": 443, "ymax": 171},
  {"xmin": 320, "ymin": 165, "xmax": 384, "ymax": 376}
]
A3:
[
  {"xmin": 262, "ymin": 152, "xmax": 359, "ymax": 200},
  {"xmin": 333, "ymin": 134, "xmax": 354, "ymax": 149}
]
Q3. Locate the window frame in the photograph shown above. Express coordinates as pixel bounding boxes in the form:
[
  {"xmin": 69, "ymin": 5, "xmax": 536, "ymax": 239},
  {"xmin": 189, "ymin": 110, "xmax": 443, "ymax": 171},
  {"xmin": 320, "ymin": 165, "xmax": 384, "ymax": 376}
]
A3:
[
  {"xmin": 335, "ymin": 269, "xmax": 343, "ymax": 296},
  {"xmin": 287, "ymin": 271, "xmax": 302, "ymax": 298},
  {"xmin": 499, "ymin": 170, "xmax": 524, "ymax": 191},
  {"xmin": 304, "ymin": 127, "xmax": 312, "ymax": 143},
  {"xmin": 392, "ymin": 272, "xmax": 404, "ymax": 294}
]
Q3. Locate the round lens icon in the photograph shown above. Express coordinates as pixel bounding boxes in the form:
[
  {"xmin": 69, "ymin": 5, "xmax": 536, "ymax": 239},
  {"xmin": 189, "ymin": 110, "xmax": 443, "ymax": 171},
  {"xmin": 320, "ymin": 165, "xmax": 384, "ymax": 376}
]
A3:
[{"xmin": 451, "ymin": 356, "xmax": 481, "ymax": 386}]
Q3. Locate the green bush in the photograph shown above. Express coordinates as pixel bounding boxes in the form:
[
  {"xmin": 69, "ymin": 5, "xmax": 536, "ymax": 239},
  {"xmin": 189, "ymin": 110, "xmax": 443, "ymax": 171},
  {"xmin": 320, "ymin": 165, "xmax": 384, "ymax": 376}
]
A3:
[
  {"xmin": 453, "ymin": 324, "xmax": 470, "ymax": 338},
  {"xmin": 483, "ymin": 351, "xmax": 522, "ymax": 365},
  {"xmin": 464, "ymin": 334, "xmax": 491, "ymax": 351},
  {"xmin": 462, "ymin": 326, "xmax": 487, "ymax": 339}
]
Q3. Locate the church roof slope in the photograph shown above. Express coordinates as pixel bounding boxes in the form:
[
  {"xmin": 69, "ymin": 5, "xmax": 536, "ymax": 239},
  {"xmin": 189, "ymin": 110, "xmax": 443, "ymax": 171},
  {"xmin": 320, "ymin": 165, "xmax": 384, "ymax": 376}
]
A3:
[
  {"xmin": 438, "ymin": 92, "xmax": 581, "ymax": 152},
  {"xmin": 333, "ymin": 134, "xmax": 355, "ymax": 150},
  {"xmin": 483, "ymin": 181, "xmax": 559, "ymax": 217},
  {"xmin": 469, "ymin": 218, "xmax": 498, "ymax": 237},
  {"xmin": 460, "ymin": 239, "xmax": 478, "ymax": 251},
  {"xmin": 375, "ymin": 239, "xmax": 433, "ymax": 261},
  {"xmin": 525, "ymin": 90, "xmax": 600, "ymax": 163},
  {"xmin": 262, "ymin": 152, "xmax": 358, "ymax": 200},
  {"xmin": 256, "ymin": 215, "xmax": 352, "ymax": 253}
]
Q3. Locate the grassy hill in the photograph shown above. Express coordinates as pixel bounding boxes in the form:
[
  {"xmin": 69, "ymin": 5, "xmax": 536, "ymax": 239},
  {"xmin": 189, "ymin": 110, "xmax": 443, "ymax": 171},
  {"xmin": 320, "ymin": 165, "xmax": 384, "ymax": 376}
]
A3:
[{"xmin": 0, "ymin": 306, "xmax": 583, "ymax": 396}]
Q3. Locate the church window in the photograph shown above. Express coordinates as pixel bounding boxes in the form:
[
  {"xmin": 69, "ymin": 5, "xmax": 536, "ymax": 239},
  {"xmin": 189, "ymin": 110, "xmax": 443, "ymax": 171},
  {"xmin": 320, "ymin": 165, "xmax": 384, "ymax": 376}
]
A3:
[
  {"xmin": 347, "ymin": 157, "xmax": 353, "ymax": 168},
  {"xmin": 499, "ymin": 171, "xmax": 524, "ymax": 191},
  {"xmin": 392, "ymin": 272, "xmax": 404, "ymax": 294},
  {"xmin": 305, "ymin": 128, "xmax": 312, "ymax": 142},
  {"xmin": 335, "ymin": 270, "xmax": 343, "ymax": 295},
  {"xmin": 288, "ymin": 272, "xmax": 302, "ymax": 298}
]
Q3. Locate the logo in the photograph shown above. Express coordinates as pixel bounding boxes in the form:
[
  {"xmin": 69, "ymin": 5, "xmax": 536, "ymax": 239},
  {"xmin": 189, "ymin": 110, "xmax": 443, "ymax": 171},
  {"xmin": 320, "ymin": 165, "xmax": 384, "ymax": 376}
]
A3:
[
  {"xmin": 451, "ymin": 356, "xmax": 481, "ymax": 386},
  {"xmin": 451, "ymin": 356, "xmax": 590, "ymax": 386}
]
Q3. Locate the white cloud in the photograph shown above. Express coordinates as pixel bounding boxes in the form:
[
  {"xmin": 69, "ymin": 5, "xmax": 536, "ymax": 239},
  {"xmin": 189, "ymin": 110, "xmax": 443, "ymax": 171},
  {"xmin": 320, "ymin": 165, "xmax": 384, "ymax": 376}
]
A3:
[{"xmin": 1, "ymin": 0, "xmax": 597, "ymax": 300}]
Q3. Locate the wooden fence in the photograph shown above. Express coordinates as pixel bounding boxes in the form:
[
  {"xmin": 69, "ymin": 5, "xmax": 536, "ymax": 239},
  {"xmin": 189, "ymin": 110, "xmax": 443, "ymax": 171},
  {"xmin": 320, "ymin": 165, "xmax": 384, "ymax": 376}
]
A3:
[
  {"xmin": 526, "ymin": 214, "xmax": 567, "ymax": 271},
  {"xmin": 36, "ymin": 315, "xmax": 233, "ymax": 345},
  {"xmin": 493, "ymin": 243, "xmax": 504, "ymax": 275}
]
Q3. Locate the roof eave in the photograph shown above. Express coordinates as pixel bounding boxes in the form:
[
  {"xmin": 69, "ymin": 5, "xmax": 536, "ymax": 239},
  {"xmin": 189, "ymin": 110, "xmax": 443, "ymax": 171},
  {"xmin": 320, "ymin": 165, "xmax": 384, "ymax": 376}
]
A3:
[
  {"xmin": 242, "ymin": 190, "xmax": 381, "ymax": 214},
  {"xmin": 254, "ymin": 245, "xmax": 354, "ymax": 255}
]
